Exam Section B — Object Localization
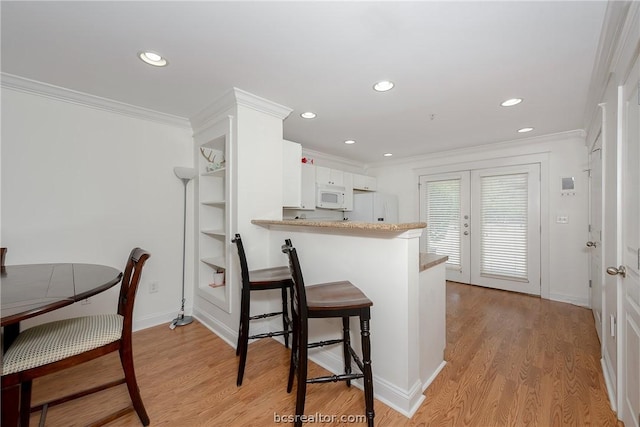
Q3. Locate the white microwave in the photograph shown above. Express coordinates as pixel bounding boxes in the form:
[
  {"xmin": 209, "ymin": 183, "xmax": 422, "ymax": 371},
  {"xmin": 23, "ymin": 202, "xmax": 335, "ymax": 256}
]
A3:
[{"xmin": 316, "ymin": 184, "xmax": 345, "ymax": 209}]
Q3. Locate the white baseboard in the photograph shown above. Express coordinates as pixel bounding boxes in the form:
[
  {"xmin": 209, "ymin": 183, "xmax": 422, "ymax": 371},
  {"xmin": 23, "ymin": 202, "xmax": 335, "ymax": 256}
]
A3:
[
  {"xmin": 133, "ymin": 306, "xmax": 192, "ymax": 332},
  {"xmin": 193, "ymin": 308, "xmax": 238, "ymax": 349},
  {"xmin": 548, "ymin": 292, "xmax": 590, "ymax": 308},
  {"xmin": 601, "ymin": 355, "xmax": 617, "ymax": 412},
  {"xmin": 309, "ymin": 347, "xmax": 426, "ymax": 418},
  {"xmin": 422, "ymin": 361, "xmax": 447, "ymax": 392}
]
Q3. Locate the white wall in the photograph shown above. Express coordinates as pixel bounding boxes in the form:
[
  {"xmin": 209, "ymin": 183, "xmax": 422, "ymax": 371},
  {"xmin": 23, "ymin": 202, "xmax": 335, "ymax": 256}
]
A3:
[
  {"xmin": 367, "ymin": 130, "xmax": 591, "ymax": 306},
  {"xmin": 1, "ymin": 87, "xmax": 194, "ymax": 330}
]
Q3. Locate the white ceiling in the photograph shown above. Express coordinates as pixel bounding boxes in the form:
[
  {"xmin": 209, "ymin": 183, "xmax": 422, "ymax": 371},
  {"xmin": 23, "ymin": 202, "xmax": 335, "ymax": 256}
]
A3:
[{"xmin": 1, "ymin": 1, "xmax": 607, "ymax": 164}]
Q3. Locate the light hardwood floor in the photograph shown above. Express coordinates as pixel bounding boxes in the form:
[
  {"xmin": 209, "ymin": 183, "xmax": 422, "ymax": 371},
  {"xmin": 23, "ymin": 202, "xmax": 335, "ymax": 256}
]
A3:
[{"xmin": 28, "ymin": 282, "xmax": 621, "ymax": 426}]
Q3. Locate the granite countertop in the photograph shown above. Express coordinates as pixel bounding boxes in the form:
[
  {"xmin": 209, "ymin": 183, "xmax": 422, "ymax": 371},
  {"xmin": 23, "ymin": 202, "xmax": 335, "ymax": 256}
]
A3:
[
  {"xmin": 419, "ymin": 253, "xmax": 448, "ymax": 272},
  {"xmin": 251, "ymin": 219, "xmax": 426, "ymax": 232}
]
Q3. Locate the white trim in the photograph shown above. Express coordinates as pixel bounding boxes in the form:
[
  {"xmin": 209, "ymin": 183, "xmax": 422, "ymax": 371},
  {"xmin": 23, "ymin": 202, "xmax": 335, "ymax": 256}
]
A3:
[
  {"xmin": 602, "ymin": 354, "xmax": 618, "ymax": 412},
  {"xmin": 193, "ymin": 308, "xmax": 238, "ymax": 349},
  {"xmin": 190, "ymin": 87, "xmax": 292, "ymax": 132},
  {"xmin": 548, "ymin": 292, "xmax": 590, "ymax": 308},
  {"xmin": 309, "ymin": 349, "xmax": 426, "ymax": 418},
  {"xmin": 302, "ymin": 147, "xmax": 367, "ymax": 171},
  {"xmin": 0, "ymin": 72, "xmax": 191, "ymax": 129},
  {"xmin": 421, "ymin": 360, "xmax": 447, "ymax": 392},
  {"xmin": 366, "ymin": 130, "xmax": 584, "ymax": 169},
  {"xmin": 132, "ymin": 307, "xmax": 190, "ymax": 332}
]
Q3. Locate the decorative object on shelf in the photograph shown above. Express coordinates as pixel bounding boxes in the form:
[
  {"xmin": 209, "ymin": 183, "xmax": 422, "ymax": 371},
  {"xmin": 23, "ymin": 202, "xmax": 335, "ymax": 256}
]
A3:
[
  {"xmin": 212, "ymin": 270, "xmax": 225, "ymax": 287},
  {"xmin": 301, "ymin": 156, "xmax": 314, "ymax": 164},
  {"xmin": 171, "ymin": 166, "xmax": 197, "ymax": 330},
  {"xmin": 200, "ymin": 147, "xmax": 225, "ymax": 172}
]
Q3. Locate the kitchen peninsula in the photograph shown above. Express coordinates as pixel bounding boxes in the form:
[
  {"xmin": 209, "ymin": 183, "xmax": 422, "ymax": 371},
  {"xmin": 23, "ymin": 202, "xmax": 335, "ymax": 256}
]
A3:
[{"xmin": 252, "ymin": 219, "xmax": 447, "ymax": 417}]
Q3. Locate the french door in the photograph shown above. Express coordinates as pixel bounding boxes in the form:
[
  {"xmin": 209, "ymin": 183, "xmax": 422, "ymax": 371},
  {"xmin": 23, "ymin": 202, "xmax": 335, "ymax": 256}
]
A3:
[{"xmin": 420, "ymin": 164, "xmax": 541, "ymax": 295}]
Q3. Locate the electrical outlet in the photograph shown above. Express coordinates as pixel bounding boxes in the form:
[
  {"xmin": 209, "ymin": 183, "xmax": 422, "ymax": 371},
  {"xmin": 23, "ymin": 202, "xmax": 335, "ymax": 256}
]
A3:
[{"xmin": 149, "ymin": 282, "xmax": 159, "ymax": 294}]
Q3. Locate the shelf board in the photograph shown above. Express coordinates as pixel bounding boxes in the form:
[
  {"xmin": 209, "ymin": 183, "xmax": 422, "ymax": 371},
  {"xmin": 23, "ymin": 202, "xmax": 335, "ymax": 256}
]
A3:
[
  {"xmin": 197, "ymin": 283, "xmax": 227, "ymax": 308},
  {"xmin": 201, "ymin": 229, "xmax": 226, "ymax": 237},
  {"xmin": 201, "ymin": 257, "xmax": 226, "ymax": 269},
  {"xmin": 201, "ymin": 167, "xmax": 226, "ymax": 177},
  {"xmin": 201, "ymin": 200, "xmax": 226, "ymax": 206}
]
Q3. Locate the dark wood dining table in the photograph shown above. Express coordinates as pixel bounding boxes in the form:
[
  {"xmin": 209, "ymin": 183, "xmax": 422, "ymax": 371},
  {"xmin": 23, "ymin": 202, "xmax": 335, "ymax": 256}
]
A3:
[{"xmin": 1, "ymin": 262, "xmax": 123, "ymax": 426}]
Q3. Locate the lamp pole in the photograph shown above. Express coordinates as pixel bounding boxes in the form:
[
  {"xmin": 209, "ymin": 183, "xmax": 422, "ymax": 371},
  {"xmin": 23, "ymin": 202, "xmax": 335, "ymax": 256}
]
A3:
[{"xmin": 171, "ymin": 167, "xmax": 197, "ymax": 329}]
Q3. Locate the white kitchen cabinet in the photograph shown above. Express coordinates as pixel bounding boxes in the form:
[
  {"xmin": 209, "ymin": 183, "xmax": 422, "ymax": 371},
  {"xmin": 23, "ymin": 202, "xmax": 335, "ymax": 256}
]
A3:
[
  {"xmin": 283, "ymin": 140, "xmax": 302, "ymax": 207},
  {"xmin": 300, "ymin": 163, "xmax": 316, "ymax": 210},
  {"xmin": 353, "ymin": 173, "xmax": 377, "ymax": 191},
  {"xmin": 342, "ymin": 172, "xmax": 353, "ymax": 211},
  {"xmin": 316, "ymin": 166, "xmax": 344, "ymax": 186},
  {"xmin": 283, "ymin": 140, "xmax": 316, "ymax": 210}
]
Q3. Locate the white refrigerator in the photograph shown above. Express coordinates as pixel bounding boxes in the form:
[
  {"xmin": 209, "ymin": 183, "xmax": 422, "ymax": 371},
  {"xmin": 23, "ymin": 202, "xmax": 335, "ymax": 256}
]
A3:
[{"xmin": 349, "ymin": 193, "xmax": 399, "ymax": 223}]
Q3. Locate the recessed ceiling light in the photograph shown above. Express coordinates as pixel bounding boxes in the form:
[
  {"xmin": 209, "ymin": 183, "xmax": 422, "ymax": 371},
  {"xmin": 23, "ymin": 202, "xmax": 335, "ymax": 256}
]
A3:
[
  {"xmin": 373, "ymin": 81, "xmax": 394, "ymax": 92},
  {"xmin": 501, "ymin": 98, "xmax": 523, "ymax": 107},
  {"xmin": 344, "ymin": 140, "xmax": 356, "ymax": 145},
  {"xmin": 300, "ymin": 112, "xmax": 316, "ymax": 119},
  {"xmin": 383, "ymin": 153, "xmax": 393, "ymax": 157},
  {"xmin": 138, "ymin": 51, "xmax": 168, "ymax": 67},
  {"xmin": 518, "ymin": 127, "xmax": 534, "ymax": 133}
]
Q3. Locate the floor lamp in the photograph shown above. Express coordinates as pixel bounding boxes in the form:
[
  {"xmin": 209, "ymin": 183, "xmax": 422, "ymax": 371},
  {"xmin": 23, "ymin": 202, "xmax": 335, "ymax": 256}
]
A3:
[{"xmin": 171, "ymin": 166, "xmax": 197, "ymax": 329}]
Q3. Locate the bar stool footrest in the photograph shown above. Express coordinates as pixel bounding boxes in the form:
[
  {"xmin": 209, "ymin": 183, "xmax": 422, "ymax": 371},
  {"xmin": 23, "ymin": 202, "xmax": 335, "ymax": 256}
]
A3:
[
  {"xmin": 307, "ymin": 373, "xmax": 365, "ymax": 385},
  {"xmin": 249, "ymin": 311, "xmax": 285, "ymax": 321},
  {"xmin": 248, "ymin": 330, "xmax": 291, "ymax": 340},
  {"xmin": 308, "ymin": 338, "xmax": 344, "ymax": 349}
]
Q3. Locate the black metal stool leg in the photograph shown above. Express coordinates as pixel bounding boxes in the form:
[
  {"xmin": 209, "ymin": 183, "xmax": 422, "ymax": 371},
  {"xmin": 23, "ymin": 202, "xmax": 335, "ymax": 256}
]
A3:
[
  {"xmin": 342, "ymin": 316, "xmax": 352, "ymax": 387},
  {"xmin": 360, "ymin": 311, "xmax": 374, "ymax": 427}
]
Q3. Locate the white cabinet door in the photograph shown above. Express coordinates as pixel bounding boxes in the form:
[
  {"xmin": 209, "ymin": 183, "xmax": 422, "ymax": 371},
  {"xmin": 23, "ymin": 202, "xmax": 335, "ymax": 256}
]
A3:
[
  {"xmin": 300, "ymin": 163, "xmax": 316, "ymax": 210},
  {"xmin": 353, "ymin": 173, "xmax": 377, "ymax": 191},
  {"xmin": 316, "ymin": 166, "xmax": 344, "ymax": 186},
  {"xmin": 283, "ymin": 140, "xmax": 302, "ymax": 207},
  {"xmin": 342, "ymin": 172, "xmax": 353, "ymax": 211}
]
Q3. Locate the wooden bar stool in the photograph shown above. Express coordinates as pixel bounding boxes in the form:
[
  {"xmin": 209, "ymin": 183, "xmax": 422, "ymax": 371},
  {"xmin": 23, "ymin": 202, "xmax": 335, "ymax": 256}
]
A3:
[
  {"xmin": 281, "ymin": 239, "xmax": 374, "ymax": 427},
  {"xmin": 232, "ymin": 233, "xmax": 293, "ymax": 386}
]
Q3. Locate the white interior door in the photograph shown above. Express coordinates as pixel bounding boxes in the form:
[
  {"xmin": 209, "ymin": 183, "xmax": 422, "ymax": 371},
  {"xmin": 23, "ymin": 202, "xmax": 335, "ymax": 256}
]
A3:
[
  {"xmin": 615, "ymin": 53, "xmax": 640, "ymax": 427},
  {"xmin": 589, "ymin": 135, "xmax": 604, "ymax": 342},
  {"xmin": 420, "ymin": 172, "xmax": 471, "ymax": 283},
  {"xmin": 420, "ymin": 164, "xmax": 540, "ymax": 295}
]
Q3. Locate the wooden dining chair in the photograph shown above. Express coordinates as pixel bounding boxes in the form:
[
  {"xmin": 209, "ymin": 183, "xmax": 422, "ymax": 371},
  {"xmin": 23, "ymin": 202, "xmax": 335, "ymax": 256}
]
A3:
[
  {"xmin": 1, "ymin": 248, "xmax": 151, "ymax": 427},
  {"xmin": 281, "ymin": 240, "xmax": 374, "ymax": 427}
]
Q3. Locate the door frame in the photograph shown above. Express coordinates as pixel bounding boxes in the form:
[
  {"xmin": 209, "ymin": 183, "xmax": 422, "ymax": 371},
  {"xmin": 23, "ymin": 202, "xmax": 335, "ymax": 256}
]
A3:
[
  {"xmin": 588, "ymin": 131, "xmax": 604, "ymax": 343},
  {"xmin": 415, "ymin": 152, "xmax": 550, "ymax": 299},
  {"xmin": 615, "ymin": 49, "xmax": 640, "ymax": 427}
]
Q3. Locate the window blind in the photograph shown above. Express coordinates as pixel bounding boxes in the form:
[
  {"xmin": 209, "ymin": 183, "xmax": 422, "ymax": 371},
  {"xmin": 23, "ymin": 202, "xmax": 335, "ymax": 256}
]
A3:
[
  {"xmin": 480, "ymin": 173, "xmax": 528, "ymax": 280},
  {"xmin": 425, "ymin": 179, "xmax": 461, "ymax": 267}
]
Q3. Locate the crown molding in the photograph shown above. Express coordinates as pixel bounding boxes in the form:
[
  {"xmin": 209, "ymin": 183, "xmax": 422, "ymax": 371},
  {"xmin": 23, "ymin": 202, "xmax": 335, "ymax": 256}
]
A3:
[
  {"xmin": 233, "ymin": 87, "xmax": 292, "ymax": 120},
  {"xmin": 301, "ymin": 147, "xmax": 367, "ymax": 171},
  {"xmin": 1, "ymin": 73, "xmax": 191, "ymax": 129},
  {"xmin": 190, "ymin": 87, "xmax": 292, "ymax": 132},
  {"xmin": 582, "ymin": 1, "xmax": 634, "ymax": 135},
  {"xmin": 364, "ymin": 129, "xmax": 586, "ymax": 169}
]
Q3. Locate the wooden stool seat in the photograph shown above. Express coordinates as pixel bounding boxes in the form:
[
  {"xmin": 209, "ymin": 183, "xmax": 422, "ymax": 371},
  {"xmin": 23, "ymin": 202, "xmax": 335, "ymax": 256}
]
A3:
[
  {"xmin": 306, "ymin": 281, "xmax": 373, "ymax": 311},
  {"xmin": 232, "ymin": 234, "xmax": 293, "ymax": 387},
  {"xmin": 248, "ymin": 266, "xmax": 292, "ymax": 288}
]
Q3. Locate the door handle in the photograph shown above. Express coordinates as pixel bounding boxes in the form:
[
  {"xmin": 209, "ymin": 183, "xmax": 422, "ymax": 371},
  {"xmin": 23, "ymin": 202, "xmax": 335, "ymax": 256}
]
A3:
[
  {"xmin": 586, "ymin": 241, "xmax": 598, "ymax": 248},
  {"xmin": 463, "ymin": 231, "xmax": 469, "ymax": 236},
  {"xmin": 606, "ymin": 265, "xmax": 626, "ymax": 278}
]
